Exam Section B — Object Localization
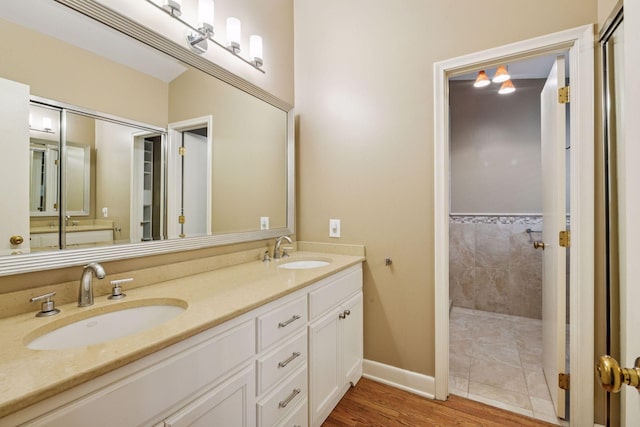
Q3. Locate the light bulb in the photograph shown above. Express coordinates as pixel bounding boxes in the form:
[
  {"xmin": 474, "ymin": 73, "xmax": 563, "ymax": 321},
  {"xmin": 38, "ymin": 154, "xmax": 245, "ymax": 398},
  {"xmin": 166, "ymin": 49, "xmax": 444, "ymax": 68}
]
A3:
[
  {"xmin": 226, "ymin": 17, "xmax": 241, "ymax": 52},
  {"xmin": 492, "ymin": 65, "xmax": 510, "ymax": 83},
  {"xmin": 198, "ymin": 0, "xmax": 214, "ymax": 34},
  {"xmin": 250, "ymin": 35, "xmax": 263, "ymax": 67},
  {"xmin": 498, "ymin": 80, "xmax": 516, "ymax": 94},
  {"xmin": 473, "ymin": 70, "xmax": 490, "ymax": 88}
]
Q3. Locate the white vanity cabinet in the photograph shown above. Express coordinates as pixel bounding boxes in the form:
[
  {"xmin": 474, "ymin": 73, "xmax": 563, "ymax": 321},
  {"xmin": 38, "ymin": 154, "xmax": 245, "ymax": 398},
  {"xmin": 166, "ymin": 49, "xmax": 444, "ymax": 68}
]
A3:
[
  {"xmin": 308, "ymin": 266, "xmax": 363, "ymax": 427},
  {"xmin": 4, "ymin": 262, "xmax": 363, "ymax": 427}
]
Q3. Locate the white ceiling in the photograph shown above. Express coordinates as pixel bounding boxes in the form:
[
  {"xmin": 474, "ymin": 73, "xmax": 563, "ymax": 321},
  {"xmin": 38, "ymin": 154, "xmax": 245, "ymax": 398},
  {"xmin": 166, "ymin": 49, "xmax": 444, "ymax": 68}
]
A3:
[
  {"xmin": 450, "ymin": 55, "xmax": 563, "ymax": 81},
  {"xmin": 0, "ymin": 0, "xmax": 187, "ymax": 83}
]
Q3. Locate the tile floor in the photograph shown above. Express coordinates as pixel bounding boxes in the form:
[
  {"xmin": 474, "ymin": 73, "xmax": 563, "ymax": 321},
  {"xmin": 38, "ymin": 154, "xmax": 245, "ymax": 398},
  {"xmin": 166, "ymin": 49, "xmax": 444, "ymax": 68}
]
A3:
[{"xmin": 449, "ymin": 307, "xmax": 568, "ymax": 426}]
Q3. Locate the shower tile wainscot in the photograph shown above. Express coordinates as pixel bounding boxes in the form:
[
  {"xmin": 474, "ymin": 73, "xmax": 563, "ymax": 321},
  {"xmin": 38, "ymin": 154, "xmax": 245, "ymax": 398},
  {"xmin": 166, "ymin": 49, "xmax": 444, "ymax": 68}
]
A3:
[{"xmin": 449, "ymin": 215, "xmax": 542, "ymax": 319}]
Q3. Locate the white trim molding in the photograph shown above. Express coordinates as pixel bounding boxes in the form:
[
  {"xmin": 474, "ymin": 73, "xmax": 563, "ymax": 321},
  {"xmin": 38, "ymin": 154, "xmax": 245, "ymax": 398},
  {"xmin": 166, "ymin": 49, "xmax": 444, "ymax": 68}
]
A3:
[
  {"xmin": 434, "ymin": 25, "xmax": 595, "ymax": 426},
  {"xmin": 362, "ymin": 359, "xmax": 435, "ymax": 399}
]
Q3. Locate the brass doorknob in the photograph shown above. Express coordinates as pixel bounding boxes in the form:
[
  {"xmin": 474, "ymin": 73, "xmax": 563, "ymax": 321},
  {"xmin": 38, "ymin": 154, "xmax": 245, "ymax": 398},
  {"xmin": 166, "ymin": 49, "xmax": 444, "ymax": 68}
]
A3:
[
  {"xmin": 533, "ymin": 241, "xmax": 546, "ymax": 250},
  {"xmin": 9, "ymin": 235, "xmax": 24, "ymax": 245},
  {"xmin": 596, "ymin": 355, "xmax": 640, "ymax": 393}
]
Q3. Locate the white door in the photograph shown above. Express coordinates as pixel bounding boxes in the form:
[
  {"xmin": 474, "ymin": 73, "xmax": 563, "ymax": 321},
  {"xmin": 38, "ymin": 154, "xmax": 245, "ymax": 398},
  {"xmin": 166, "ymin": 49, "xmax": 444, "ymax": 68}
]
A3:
[
  {"xmin": 182, "ymin": 131, "xmax": 208, "ymax": 237},
  {"xmin": 619, "ymin": 4, "xmax": 640, "ymax": 422},
  {"xmin": 540, "ymin": 56, "xmax": 567, "ymax": 419},
  {"xmin": 0, "ymin": 77, "xmax": 30, "ymax": 255}
]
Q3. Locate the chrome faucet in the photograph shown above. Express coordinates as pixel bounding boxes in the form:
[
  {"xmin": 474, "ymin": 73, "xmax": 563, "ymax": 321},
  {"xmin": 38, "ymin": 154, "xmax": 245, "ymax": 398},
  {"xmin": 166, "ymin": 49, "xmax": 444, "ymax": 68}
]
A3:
[
  {"xmin": 274, "ymin": 236, "xmax": 292, "ymax": 259},
  {"xmin": 78, "ymin": 262, "xmax": 106, "ymax": 307}
]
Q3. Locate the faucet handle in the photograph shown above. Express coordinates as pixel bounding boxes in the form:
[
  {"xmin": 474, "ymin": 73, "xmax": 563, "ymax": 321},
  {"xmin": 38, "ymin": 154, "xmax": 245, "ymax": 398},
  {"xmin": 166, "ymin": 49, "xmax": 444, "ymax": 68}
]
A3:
[
  {"xmin": 281, "ymin": 246, "xmax": 293, "ymax": 258},
  {"xmin": 108, "ymin": 278, "xmax": 132, "ymax": 300},
  {"xmin": 30, "ymin": 291, "xmax": 60, "ymax": 317}
]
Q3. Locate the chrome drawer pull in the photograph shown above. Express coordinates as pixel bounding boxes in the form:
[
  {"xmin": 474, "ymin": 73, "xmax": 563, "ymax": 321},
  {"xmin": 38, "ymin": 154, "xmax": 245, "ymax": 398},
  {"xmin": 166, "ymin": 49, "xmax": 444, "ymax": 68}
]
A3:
[
  {"xmin": 278, "ymin": 388, "xmax": 301, "ymax": 408},
  {"xmin": 278, "ymin": 314, "xmax": 301, "ymax": 328},
  {"xmin": 278, "ymin": 352, "xmax": 301, "ymax": 368}
]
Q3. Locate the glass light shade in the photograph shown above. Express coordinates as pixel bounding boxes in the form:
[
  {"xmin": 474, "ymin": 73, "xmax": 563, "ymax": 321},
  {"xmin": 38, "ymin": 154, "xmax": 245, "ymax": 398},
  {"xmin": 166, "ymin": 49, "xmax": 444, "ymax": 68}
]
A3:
[
  {"xmin": 226, "ymin": 17, "xmax": 241, "ymax": 51},
  {"xmin": 249, "ymin": 35, "xmax": 263, "ymax": 66},
  {"xmin": 473, "ymin": 70, "xmax": 491, "ymax": 88},
  {"xmin": 492, "ymin": 65, "xmax": 510, "ymax": 83},
  {"xmin": 162, "ymin": 0, "xmax": 182, "ymax": 16},
  {"xmin": 498, "ymin": 79, "xmax": 516, "ymax": 94},
  {"xmin": 198, "ymin": 0, "xmax": 214, "ymax": 34},
  {"xmin": 42, "ymin": 117, "xmax": 53, "ymax": 130}
]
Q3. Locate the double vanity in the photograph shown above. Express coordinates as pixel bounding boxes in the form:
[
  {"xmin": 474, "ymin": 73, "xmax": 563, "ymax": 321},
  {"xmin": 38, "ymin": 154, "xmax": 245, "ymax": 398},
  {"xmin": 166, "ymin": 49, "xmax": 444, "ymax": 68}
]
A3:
[{"xmin": 0, "ymin": 246, "xmax": 364, "ymax": 427}]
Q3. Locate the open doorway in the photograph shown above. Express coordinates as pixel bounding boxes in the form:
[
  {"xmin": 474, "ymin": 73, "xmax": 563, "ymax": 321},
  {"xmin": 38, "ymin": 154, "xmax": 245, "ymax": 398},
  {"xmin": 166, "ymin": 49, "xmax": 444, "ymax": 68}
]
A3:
[
  {"xmin": 447, "ymin": 54, "xmax": 570, "ymax": 425},
  {"xmin": 433, "ymin": 25, "xmax": 595, "ymax": 427}
]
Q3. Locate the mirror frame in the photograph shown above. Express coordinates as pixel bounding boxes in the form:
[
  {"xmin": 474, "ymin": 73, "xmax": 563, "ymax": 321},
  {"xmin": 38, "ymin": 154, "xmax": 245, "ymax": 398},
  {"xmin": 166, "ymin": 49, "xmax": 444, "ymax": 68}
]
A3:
[{"xmin": 0, "ymin": 0, "xmax": 294, "ymax": 276}]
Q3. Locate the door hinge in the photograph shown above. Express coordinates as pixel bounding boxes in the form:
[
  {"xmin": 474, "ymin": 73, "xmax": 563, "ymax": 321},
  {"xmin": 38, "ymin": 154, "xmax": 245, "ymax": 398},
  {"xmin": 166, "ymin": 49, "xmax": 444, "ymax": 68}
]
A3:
[
  {"xmin": 178, "ymin": 146, "xmax": 186, "ymax": 156},
  {"xmin": 54, "ymin": 159, "xmax": 59, "ymax": 166},
  {"xmin": 559, "ymin": 373, "xmax": 570, "ymax": 390},
  {"xmin": 559, "ymin": 230, "xmax": 571, "ymax": 248},
  {"xmin": 178, "ymin": 215, "xmax": 185, "ymax": 224},
  {"xmin": 558, "ymin": 86, "xmax": 570, "ymax": 104}
]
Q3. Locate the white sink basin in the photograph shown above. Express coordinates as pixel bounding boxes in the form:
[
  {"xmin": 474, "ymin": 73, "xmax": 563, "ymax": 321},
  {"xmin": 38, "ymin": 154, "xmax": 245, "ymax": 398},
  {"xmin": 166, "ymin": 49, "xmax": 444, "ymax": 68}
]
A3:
[
  {"xmin": 278, "ymin": 259, "xmax": 331, "ymax": 270},
  {"xmin": 26, "ymin": 300, "xmax": 187, "ymax": 350}
]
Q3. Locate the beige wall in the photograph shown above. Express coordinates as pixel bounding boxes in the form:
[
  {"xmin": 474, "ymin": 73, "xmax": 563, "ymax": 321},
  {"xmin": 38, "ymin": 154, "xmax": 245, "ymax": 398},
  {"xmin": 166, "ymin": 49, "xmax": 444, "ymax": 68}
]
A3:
[
  {"xmin": 450, "ymin": 79, "xmax": 545, "ymax": 214},
  {"xmin": 294, "ymin": 0, "xmax": 597, "ymax": 377},
  {"xmin": 0, "ymin": 17, "xmax": 168, "ymax": 127},
  {"xmin": 168, "ymin": 67, "xmax": 288, "ymax": 234}
]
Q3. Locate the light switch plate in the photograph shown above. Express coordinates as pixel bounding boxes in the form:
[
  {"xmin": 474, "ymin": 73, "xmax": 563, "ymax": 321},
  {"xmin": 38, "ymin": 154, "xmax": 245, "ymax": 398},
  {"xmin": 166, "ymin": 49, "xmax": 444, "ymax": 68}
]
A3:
[
  {"xmin": 260, "ymin": 216, "xmax": 269, "ymax": 230},
  {"xmin": 329, "ymin": 219, "xmax": 341, "ymax": 238}
]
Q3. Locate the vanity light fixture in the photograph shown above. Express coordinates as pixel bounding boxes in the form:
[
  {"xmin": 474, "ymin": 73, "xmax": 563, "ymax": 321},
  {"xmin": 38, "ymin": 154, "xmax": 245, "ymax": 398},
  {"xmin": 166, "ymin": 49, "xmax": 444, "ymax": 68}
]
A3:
[
  {"xmin": 498, "ymin": 79, "xmax": 516, "ymax": 94},
  {"xmin": 249, "ymin": 35, "xmax": 263, "ymax": 68},
  {"xmin": 186, "ymin": 0, "xmax": 215, "ymax": 54},
  {"xmin": 144, "ymin": 0, "xmax": 265, "ymax": 73},
  {"xmin": 492, "ymin": 65, "xmax": 511, "ymax": 83},
  {"xmin": 226, "ymin": 17, "xmax": 241, "ymax": 53},
  {"xmin": 473, "ymin": 70, "xmax": 491, "ymax": 88}
]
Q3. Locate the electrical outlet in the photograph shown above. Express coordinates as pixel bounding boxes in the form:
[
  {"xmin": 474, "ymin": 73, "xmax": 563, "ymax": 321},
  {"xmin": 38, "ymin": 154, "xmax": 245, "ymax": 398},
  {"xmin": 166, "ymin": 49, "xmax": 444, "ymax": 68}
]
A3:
[
  {"xmin": 329, "ymin": 219, "xmax": 341, "ymax": 238},
  {"xmin": 260, "ymin": 216, "xmax": 269, "ymax": 230},
  {"xmin": 102, "ymin": 207, "xmax": 108, "ymax": 218}
]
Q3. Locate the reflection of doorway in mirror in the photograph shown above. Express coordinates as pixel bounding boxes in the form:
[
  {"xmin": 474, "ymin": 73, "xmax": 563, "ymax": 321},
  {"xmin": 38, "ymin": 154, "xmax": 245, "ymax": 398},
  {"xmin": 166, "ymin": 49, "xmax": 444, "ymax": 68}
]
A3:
[
  {"xmin": 132, "ymin": 133, "xmax": 164, "ymax": 242},
  {"xmin": 182, "ymin": 128, "xmax": 208, "ymax": 238}
]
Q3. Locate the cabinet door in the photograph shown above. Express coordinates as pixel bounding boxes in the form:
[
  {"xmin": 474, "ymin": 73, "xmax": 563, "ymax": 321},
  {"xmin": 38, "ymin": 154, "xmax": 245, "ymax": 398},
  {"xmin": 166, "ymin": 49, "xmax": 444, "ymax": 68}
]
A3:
[
  {"xmin": 341, "ymin": 292, "xmax": 363, "ymax": 386},
  {"xmin": 308, "ymin": 307, "xmax": 341, "ymax": 427},
  {"xmin": 163, "ymin": 365, "xmax": 255, "ymax": 427}
]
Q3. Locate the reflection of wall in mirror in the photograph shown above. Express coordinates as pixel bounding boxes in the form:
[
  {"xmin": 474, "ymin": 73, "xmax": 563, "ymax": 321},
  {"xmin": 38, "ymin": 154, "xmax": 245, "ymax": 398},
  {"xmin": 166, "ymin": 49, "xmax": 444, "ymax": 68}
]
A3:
[
  {"xmin": 95, "ymin": 120, "xmax": 134, "ymax": 244},
  {"xmin": 169, "ymin": 67, "xmax": 288, "ymax": 234},
  {"xmin": 0, "ymin": 16, "xmax": 169, "ymax": 127},
  {"xmin": 66, "ymin": 113, "xmax": 95, "ymax": 216}
]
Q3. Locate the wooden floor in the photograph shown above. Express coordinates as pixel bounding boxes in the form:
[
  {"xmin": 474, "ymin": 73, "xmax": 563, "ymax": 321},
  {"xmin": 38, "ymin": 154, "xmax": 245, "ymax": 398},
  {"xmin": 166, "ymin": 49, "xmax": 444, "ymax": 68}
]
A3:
[{"xmin": 323, "ymin": 378, "xmax": 558, "ymax": 427}]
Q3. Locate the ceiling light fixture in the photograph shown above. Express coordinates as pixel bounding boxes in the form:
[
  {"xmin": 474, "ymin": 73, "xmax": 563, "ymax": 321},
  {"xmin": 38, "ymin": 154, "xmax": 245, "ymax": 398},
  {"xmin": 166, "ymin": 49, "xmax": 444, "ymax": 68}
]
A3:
[
  {"xmin": 145, "ymin": 0, "xmax": 265, "ymax": 73},
  {"xmin": 473, "ymin": 70, "xmax": 491, "ymax": 88},
  {"xmin": 498, "ymin": 79, "xmax": 516, "ymax": 94},
  {"xmin": 492, "ymin": 65, "xmax": 511, "ymax": 83}
]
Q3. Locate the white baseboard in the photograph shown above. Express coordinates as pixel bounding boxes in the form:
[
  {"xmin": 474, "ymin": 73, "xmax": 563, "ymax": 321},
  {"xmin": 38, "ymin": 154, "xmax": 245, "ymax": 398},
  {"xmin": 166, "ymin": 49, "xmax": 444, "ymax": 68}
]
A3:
[{"xmin": 362, "ymin": 359, "xmax": 435, "ymax": 399}]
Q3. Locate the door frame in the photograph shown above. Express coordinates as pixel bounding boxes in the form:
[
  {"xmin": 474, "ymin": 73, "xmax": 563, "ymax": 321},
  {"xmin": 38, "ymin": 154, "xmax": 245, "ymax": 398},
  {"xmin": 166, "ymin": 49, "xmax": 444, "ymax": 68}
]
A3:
[
  {"xmin": 166, "ymin": 116, "xmax": 213, "ymax": 239},
  {"xmin": 433, "ymin": 25, "xmax": 594, "ymax": 425}
]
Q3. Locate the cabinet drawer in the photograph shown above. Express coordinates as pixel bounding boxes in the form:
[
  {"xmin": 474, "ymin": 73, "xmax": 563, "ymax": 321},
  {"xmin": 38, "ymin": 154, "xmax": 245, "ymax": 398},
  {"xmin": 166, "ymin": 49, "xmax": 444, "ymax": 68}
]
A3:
[
  {"xmin": 257, "ymin": 331, "xmax": 307, "ymax": 395},
  {"xmin": 309, "ymin": 267, "xmax": 362, "ymax": 319},
  {"xmin": 257, "ymin": 366, "xmax": 307, "ymax": 427},
  {"xmin": 257, "ymin": 295, "xmax": 307, "ymax": 352},
  {"xmin": 275, "ymin": 399, "xmax": 307, "ymax": 427}
]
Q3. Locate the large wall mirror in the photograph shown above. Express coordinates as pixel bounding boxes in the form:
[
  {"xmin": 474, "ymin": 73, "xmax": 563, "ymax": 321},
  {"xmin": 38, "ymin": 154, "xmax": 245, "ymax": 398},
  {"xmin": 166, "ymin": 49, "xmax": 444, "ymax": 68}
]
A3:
[{"xmin": 0, "ymin": 0, "xmax": 294, "ymax": 275}]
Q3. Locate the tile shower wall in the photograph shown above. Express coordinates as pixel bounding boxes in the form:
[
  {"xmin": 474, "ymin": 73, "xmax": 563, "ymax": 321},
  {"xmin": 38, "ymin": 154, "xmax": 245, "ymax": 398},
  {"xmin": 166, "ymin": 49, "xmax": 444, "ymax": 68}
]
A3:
[{"xmin": 449, "ymin": 215, "xmax": 543, "ymax": 319}]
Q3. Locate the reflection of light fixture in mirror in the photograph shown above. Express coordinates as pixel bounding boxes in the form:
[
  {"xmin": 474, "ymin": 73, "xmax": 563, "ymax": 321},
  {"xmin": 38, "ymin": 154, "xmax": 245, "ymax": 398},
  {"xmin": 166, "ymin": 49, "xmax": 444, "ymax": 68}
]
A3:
[
  {"xmin": 250, "ymin": 35, "xmax": 263, "ymax": 68},
  {"xmin": 162, "ymin": 0, "xmax": 182, "ymax": 16},
  {"xmin": 31, "ymin": 116, "xmax": 55, "ymax": 134},
  {"xmin": 473, "ymin": 70, "xmax": 491, "ymax": 88},
  {"xmin": 226, "ymin": 17, "xmax": 241, "ymax": 53},
  {"xmin": 498, "ymin": 79, "xmax": 516, "ymax": 94},
  {"xmin": 492, "ymin": 65, "xmax": 510, "ymax": 83}
]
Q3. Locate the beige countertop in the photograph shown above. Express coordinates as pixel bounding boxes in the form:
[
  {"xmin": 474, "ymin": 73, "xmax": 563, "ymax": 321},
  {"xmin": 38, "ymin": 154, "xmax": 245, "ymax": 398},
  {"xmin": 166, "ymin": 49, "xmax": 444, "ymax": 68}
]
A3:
[{"xmin": 0, "ymin": 251, "xmax": 364, "ymax": 418}]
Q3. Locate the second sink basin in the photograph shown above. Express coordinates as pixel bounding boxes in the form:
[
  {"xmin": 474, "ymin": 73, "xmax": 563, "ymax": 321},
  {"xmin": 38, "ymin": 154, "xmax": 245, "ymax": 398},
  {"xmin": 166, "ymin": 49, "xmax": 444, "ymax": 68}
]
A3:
[
  {"xmin": 25, "ymin": 299, "xmax": 187, "ymax": 351},
  {"xmin": 278, "ymin": 259, "xmax": 331, "ymax": 270}
]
